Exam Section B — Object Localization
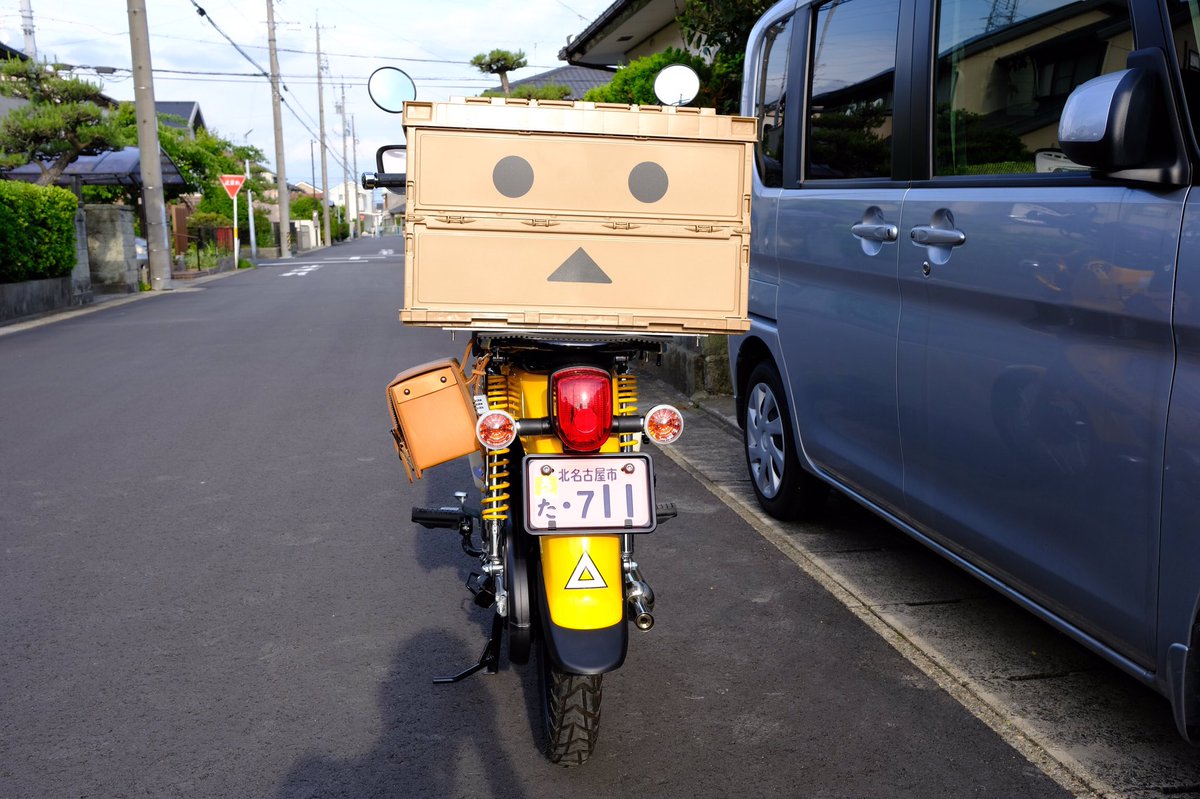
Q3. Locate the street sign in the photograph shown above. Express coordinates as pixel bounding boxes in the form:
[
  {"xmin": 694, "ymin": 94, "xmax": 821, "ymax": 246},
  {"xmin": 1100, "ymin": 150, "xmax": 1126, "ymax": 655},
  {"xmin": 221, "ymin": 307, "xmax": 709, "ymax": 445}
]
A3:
[{"xmin": 220, "ymin": 174, "xmax": 246, "ymax": 199}]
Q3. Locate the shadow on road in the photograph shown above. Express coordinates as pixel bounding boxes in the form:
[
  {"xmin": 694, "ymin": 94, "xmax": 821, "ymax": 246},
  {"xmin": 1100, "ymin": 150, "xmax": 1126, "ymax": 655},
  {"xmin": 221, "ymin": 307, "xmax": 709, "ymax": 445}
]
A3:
[{"xmin": 273, "ymin": 628, "xmax": 528, "ymax": 799}]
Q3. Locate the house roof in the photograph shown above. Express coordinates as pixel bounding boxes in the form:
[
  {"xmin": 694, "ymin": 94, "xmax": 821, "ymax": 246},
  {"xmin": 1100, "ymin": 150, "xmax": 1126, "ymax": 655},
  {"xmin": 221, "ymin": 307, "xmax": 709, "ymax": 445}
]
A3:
[
  {"xmin": 155, "ymin": 101, "xmax": 206, "ymax": 135},
  {"xmin": 498, "ymin": 65, "xmax": 615, "ymax": 99},
  {"xmin": 560, "ymin": 0, "xmax": 681, "ymax": 66},
  {"xmin": 1, "ymin": 42, "xmax": 29, "ymax": 61},
  {"xmin": 2, "ymin": 146, "xmax": 186, "ymax": 187}
]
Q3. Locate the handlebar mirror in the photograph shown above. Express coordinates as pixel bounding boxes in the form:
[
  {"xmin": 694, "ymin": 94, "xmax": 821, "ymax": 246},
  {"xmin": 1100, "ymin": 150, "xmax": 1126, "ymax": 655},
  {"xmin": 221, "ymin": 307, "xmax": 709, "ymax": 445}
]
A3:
[
  {"xmin": 368, "ymin": 67, "xmax": 417, "ymax": 114},
  {"xmin": 653, "ymin": 64, "xmax": 700, "ymax": 107}
]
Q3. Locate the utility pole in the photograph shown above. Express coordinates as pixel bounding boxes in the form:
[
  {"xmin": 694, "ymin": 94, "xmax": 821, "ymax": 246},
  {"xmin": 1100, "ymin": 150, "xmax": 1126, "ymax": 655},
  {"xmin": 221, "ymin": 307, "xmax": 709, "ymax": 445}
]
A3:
[
  {"xmin": 266, "ymin": 0, "xmax": 291, "ymax": 258},
  {"xmin": 351, "ymin": 114, "xmax": 361, "ymax": 236},
  {"xmin": 338, "ymin": 82, "xmax": 352, "ymax": 239},
  {"xmin": 19, "ymin": 0, "xmax": 37, "ymax": 60},
  {"xmin": 315, "ymin": 18, "xmax": 332, "ymax": 247},
  {"xmin": 126, "ymin": 0, "xmax": 171, "ymax": 291}
]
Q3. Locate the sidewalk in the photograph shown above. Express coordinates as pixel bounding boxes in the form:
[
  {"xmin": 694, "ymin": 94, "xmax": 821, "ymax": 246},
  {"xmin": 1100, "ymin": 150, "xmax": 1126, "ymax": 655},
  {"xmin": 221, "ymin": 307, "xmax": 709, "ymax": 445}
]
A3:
[{"xmin": 0, "ymin": 266, "xmax": 247, "ymax": 338}]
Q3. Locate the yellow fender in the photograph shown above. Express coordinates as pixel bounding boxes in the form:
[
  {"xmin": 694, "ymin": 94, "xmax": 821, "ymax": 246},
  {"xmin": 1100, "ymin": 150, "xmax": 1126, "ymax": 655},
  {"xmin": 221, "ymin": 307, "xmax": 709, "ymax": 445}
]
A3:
[{"xmin": 540, "ymin": 534, "xmax": 624, "ymax": 629}]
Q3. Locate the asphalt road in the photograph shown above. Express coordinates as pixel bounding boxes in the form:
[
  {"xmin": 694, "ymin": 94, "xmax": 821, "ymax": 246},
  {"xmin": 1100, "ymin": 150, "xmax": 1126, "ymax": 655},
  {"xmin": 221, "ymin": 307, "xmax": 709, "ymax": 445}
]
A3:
[{"xmin": 1, "ymin": 236, "xmax": 1079, "ymax": 797}]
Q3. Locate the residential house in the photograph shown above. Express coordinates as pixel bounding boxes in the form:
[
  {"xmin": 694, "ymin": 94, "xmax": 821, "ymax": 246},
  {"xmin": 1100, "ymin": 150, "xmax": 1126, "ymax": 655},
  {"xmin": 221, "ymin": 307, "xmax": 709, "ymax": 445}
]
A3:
[
  {"xmin": 559, "ymin": 0, "xmax": 687, "ymax": 66},
  {"xmin": 155, "ymin": 101, "xmax": 206, "ymax": 139}
]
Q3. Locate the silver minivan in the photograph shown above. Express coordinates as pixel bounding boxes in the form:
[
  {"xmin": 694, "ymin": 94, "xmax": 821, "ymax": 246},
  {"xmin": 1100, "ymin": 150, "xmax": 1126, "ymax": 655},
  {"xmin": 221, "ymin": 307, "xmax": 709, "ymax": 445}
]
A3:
[{"xmin": 730, "ymin": 0, "xmax": 1200, "ymax": 740}]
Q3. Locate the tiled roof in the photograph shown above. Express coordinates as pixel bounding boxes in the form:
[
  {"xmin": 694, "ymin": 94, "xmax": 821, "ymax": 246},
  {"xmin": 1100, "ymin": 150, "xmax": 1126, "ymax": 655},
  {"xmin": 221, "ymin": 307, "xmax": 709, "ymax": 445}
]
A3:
[
  {"xmin": 496, "ymin": 65, "xmax": 615, "ymax": 99},
  {"xmin": 155, "ymin": 101, "xmax": 206, "ymax": 133},
  {"xmin": 0, "ymin": 42, "xmax": 28, "ymax": 61}
]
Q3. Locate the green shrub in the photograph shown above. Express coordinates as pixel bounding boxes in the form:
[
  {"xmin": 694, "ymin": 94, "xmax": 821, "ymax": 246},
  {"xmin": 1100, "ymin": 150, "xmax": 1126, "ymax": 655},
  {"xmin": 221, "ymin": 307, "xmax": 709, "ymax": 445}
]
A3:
[
  {"xmin": 584, "ymin": 49, "xmax": 713, "ymax": 106},
  {"xmin": 0, "ymin": 180, "xmax": 78, "ymax": 284}
]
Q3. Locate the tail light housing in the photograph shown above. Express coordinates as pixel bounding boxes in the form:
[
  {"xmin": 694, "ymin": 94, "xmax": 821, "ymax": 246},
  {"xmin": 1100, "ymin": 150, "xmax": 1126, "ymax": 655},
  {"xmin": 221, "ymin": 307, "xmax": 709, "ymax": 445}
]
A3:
[{"xmin": 550, "ymin": 367, "xmax": 613, "ymax": 452}]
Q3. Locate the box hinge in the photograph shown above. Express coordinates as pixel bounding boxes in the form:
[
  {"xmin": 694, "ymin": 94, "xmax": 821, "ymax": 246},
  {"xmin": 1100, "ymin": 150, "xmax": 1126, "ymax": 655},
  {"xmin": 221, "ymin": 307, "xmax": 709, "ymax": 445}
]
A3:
[
  {"xmin": 436, "ymin": 215, "xmax": 474, "ymax": 224},
  {"xmin": 687, "ymin": 224, "xmax": 721, "ymax": 234},
  {"xmin": 522, "ymin": 218, "xmax": 560, "ymax": 227},
  {"xmin": 603, "ymin": 221, "xmax": 639, "ymax": 230}
]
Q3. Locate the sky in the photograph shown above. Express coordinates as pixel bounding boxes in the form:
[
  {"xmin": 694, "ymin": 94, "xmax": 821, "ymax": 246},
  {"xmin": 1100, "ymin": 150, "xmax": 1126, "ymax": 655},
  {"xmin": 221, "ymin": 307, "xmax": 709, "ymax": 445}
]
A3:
[{"xmin": 0, "ymin": 0, "xmax": 616, "ymax": 193}]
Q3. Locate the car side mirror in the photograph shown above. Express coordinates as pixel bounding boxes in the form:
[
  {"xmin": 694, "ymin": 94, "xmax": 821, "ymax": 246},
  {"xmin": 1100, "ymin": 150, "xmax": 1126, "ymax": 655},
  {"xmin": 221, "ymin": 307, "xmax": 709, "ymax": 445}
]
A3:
[
  {"xmin": 1058, "ymin": 48, "xmax": 1189, "ymax": 187},
  {"xmin": 1059, "ymin": 68, "xmax": 1155, "ymax": 169}
]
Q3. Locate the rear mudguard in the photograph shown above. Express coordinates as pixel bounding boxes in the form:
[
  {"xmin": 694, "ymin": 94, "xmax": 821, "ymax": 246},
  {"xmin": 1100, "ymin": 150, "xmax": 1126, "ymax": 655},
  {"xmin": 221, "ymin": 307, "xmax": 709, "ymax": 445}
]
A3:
[{"xmin": 538, "ymin": 534, "xmax": 627, "ymax": 674}]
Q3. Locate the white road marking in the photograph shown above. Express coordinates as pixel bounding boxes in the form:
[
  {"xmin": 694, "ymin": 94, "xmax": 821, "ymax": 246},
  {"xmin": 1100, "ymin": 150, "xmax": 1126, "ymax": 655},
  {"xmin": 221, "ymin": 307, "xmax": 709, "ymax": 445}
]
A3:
[{"xmin": 280, "ymin": 265, "xmax": 322, "ymax": 277}]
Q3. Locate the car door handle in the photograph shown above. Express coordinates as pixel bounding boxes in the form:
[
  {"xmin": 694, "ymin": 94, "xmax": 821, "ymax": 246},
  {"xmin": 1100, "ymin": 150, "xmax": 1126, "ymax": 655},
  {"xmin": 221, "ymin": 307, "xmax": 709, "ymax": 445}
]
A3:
[
  {"xmin": 850, "ymin": 222, "xmax": 899, "ymax": 242},
  {"xmin": 910, "ymin": 226, "xmax": 966, "ymax": 247}
]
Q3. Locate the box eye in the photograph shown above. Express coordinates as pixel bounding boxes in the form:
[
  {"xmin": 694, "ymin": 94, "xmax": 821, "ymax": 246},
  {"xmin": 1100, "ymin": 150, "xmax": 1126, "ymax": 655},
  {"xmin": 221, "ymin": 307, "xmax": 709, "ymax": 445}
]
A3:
[
  {"xmin": 628, "ymin": 161, "xmax": 668, "ymax": 203},
  {"xmin": 493, "ymin": 155, "xmax": 534, "ymax": 198}
]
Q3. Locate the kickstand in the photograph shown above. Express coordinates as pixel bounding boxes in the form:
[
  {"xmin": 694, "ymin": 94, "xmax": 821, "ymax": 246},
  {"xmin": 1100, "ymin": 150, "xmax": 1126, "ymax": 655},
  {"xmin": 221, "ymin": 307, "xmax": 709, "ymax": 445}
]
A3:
[{"xmin": 433, "ymin": 611, "xmax": 503, "ymax": 684}]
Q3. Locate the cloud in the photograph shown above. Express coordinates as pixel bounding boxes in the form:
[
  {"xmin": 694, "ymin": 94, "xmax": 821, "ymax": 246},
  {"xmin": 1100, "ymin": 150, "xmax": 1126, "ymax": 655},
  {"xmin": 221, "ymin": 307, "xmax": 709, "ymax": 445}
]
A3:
[{"xmin": 23, "ymin": 0, "xmax": 615, "ymax": 188}]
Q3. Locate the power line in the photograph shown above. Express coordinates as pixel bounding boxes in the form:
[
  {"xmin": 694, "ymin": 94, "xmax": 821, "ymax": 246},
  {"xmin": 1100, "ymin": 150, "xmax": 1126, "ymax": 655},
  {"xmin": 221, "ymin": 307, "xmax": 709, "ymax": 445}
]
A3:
[{"xmin": 184, "ymin": 0, "xmax": 346, "ymax": 181}]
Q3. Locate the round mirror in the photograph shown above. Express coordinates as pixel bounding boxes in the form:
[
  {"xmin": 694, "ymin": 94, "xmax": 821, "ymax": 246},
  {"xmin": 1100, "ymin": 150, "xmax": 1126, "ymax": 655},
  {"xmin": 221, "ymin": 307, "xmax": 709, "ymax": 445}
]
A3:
[
  {"xmin": 653, "ymin": 64, "xmax": 700, "ymax": 106},
  {"xmin": 368, "ymin": 67, "xmax": 417, "ymax": 113}
]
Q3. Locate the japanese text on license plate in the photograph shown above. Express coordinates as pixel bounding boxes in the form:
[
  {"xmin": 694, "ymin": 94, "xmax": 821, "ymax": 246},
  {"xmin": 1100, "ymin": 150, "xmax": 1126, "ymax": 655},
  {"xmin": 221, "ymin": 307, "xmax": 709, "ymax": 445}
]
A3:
[{"xmin": 524, "ymin": 455, "xmax": 656, "ymax": 534}]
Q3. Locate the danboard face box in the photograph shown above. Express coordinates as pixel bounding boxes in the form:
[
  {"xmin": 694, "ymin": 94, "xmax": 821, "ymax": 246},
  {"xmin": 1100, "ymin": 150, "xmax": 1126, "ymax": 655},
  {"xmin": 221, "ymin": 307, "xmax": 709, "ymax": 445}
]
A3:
[{"xmin": 399, "ymin": 98, "xmax": 757, "ymax": 334}]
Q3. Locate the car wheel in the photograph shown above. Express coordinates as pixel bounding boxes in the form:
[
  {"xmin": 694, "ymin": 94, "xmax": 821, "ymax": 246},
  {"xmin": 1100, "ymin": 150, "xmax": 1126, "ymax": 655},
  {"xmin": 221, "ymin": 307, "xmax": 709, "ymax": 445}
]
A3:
[{"xmin": 744, "ymin": 361, "xmax": 827, "ymax": 520}]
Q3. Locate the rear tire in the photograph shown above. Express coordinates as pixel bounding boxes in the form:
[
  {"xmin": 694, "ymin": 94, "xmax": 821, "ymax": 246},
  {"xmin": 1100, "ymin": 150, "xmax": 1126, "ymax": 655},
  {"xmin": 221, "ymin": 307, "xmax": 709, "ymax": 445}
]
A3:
[
  {"xmin": 539, "ymin": 642, "xmax": 603, "ymax": 766},
  {"xmin": 743, "ymin": 361, "xmax": 827, "ymax": 520}
]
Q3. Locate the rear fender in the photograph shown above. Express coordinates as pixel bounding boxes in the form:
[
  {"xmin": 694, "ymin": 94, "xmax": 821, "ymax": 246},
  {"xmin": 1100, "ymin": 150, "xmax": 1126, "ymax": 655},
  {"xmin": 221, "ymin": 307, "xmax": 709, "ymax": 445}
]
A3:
[{"xmin": 538, "ymin": 534, "xmax": 627, "ymax": 674}]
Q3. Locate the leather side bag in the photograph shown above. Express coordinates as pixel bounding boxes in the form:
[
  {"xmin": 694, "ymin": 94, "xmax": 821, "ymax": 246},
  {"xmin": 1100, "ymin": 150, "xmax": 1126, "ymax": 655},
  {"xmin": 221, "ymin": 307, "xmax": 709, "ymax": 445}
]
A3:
[{"xmin": 386, "ymin": 357, "xmax": 478, "ymax": 481}]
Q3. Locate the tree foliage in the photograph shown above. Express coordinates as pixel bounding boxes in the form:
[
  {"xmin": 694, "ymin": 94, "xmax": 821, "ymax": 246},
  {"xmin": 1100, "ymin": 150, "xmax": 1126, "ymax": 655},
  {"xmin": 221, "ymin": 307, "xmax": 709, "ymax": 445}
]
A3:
[
  {"xmin": 103, "ymin": 103, "xmax": 266, "ymax": 199},
  {"xmin": 584, "ymin": 49, "xmax": 712, "ymax": 106},
  {"xmin": 677, "ymin": 0, "xmax": 774, "ymax": 113},
  {"xmin": 0, "ymin": 59, "xmax": 124, "ymax": 186},
  {"xmin": 471, "ymin": 49, "xmax": 528, "ymax": 96},
  {"xmin": 290, "ymin": 194, "xmax": 321, "ymax": 220},
  {"xmin": 481, "ymin": 83, "xmax": 572, "ymax": 100}
]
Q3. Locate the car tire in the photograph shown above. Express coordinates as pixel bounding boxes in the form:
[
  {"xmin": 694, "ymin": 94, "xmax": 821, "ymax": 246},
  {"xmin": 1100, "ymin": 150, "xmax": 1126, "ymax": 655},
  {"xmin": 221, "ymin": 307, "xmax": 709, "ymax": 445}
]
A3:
[{"xmin": 743, "ymin": 361, "xmax": 827, "ymax": 520}]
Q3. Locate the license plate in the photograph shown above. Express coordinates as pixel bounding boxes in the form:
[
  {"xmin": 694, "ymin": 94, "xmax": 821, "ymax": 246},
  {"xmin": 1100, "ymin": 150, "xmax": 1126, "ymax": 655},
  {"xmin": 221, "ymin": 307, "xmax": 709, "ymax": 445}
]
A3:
[{"xmin": 524, "ymin": 454, "xmax": 656, "ymax": 534}]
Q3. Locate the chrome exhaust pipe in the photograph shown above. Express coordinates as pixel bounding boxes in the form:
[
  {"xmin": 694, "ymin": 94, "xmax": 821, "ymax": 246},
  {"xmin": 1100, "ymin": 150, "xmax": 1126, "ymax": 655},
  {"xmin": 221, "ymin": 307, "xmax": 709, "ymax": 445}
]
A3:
[
  {"xmin": 630, "ymin": 596, "xmax": 654, "ymax": 631},
  {"xmin": 624, "ymin": 564, "xmax": 655, "ymax": 631}
]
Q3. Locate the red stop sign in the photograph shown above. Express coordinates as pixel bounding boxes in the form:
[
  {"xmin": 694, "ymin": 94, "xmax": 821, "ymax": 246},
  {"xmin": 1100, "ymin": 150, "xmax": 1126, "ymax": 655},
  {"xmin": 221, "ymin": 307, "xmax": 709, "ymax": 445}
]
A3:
[{"xmin": 220, "ymin": 174, "xmax": 246, "ymax": 199}]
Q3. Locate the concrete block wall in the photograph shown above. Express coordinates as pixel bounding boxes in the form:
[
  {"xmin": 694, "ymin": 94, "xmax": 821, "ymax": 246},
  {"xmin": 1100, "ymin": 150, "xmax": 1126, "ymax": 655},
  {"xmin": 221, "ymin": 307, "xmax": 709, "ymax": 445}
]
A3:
[{"xmin": 84, "ymin": 204, "xmax": 138, "ymax": 293}]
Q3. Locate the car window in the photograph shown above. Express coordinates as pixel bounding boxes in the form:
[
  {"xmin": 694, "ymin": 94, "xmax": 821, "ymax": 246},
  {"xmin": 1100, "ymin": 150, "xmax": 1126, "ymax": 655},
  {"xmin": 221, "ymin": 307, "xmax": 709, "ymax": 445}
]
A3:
[
  {"xmin": 934, "ymin": 0, "xmax": 1133, "ymax": 177},
  {"xmin": 755, "ymin": 16, "xmax": 793, "ymax": 187},
  {"xmin": 1167, "ymin": 0, "xmax": 1200, "ymax": 141},
  {"xmin": 806, "ymin": 0, "xmax": 902, "ymax": 180}
]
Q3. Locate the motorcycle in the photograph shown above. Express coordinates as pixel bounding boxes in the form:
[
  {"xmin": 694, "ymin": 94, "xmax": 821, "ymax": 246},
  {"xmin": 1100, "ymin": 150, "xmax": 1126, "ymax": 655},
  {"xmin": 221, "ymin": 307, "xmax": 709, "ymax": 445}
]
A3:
[
  {"xmin": 406, "ymin": 334, "xmax": 683, "ymax": 765},
  {"xmin": 366, "ymin": 63, "xmax": 728, "ymax": 765}
]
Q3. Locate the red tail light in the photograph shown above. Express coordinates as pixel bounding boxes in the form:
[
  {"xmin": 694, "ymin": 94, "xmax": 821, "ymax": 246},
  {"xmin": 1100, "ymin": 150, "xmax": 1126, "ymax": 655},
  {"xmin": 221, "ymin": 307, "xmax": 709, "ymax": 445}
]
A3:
[{"xmin": 551, "ymin": 367, "xmax": 613, "ymax": 452}]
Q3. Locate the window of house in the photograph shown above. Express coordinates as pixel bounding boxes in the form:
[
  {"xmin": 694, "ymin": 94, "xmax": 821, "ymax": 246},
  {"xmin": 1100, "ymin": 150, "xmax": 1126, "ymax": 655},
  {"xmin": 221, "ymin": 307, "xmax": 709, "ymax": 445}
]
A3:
[
  {"xmin": 755, "ymin": 16, "xmax": 793, "ymax": 187},
  {"xmin": 806, "ymin": 0, "xmax": 901, "ymax": 180},
  {"xmin": 934, "ymin": 0, "xmax": 1133, "ymax": 176}
]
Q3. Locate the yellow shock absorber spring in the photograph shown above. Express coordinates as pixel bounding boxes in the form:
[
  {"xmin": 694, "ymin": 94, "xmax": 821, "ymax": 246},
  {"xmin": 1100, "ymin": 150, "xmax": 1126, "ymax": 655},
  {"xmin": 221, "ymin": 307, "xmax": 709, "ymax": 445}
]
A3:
[
  {"xmin": 616, "ymin": 372, "xmax": 639, "ymax": 452},
  {"xmin": 481, "ymin": 374, "xmax": 511, "ymax": 522}
]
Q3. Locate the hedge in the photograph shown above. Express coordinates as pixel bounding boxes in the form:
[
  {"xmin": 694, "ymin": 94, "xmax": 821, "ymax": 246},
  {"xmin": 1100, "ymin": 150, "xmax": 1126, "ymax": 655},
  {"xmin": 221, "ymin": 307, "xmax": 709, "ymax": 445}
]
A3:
[{"xmin": 0, "ymin": 180, "xmax": 78, "ymax": 284}]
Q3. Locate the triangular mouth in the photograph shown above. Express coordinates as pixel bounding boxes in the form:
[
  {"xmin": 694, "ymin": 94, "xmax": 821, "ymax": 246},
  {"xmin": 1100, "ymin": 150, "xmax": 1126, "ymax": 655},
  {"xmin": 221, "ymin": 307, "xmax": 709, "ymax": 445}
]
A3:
[{"xmin": 548, "ymin": 247, "xmax": 613, "ymax": 284}]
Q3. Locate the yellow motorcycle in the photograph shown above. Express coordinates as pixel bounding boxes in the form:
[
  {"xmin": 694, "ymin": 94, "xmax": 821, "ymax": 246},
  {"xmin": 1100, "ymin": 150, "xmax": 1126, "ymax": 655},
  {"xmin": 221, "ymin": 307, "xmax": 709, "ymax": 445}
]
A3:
[{"xmin": 408, "ymin": 334, "xmax": 682, "ymax": 765}]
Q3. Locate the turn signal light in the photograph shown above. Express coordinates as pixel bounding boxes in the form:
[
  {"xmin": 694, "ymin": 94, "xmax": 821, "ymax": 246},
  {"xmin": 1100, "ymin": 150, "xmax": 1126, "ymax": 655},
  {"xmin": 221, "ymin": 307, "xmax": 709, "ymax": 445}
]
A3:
[
  {"xmin": 551, "ymin": 366, "xmax": 613, "ymax": 452},
  {"xmin": 644, "ymin": 404, "xmax": 684, "ymax": 444},
  {"xmin": 476, "ymin": 410, "xmax": 517, "ymax": 450}
]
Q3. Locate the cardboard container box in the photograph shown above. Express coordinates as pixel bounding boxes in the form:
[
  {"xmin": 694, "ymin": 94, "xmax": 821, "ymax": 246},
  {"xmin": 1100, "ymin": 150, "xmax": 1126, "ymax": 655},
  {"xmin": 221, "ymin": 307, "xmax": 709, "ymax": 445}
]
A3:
[{"xmin": 400, "ymin": 98, "xmax": 756, "ymax": 334}]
